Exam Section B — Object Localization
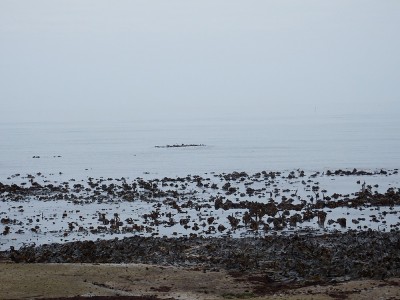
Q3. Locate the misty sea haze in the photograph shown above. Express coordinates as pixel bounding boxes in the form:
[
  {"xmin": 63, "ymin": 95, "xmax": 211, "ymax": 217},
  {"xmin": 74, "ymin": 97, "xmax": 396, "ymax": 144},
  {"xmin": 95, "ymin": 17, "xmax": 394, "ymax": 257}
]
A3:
[{"xmin": 1, "ymin": 111, "xmax": 399, "ymax": 181}]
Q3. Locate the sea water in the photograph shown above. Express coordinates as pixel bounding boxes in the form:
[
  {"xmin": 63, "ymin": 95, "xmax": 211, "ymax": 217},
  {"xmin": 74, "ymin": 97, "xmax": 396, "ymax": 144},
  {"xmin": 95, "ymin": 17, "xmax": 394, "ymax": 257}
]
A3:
[
  {"xmin": 1, "ymin": 112, "xmax": 400, "ymax": 249},
  {"xmin": 0, "ymin": 112, "xmax": 399, "ymax": 181}
]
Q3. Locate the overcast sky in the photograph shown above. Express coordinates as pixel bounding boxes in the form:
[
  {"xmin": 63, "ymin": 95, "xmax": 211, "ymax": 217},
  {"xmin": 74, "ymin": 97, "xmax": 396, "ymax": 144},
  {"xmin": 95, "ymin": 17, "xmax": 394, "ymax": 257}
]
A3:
[{"xmin": 1, "ymin": 0, "xmax": 399, "ymax": 122}]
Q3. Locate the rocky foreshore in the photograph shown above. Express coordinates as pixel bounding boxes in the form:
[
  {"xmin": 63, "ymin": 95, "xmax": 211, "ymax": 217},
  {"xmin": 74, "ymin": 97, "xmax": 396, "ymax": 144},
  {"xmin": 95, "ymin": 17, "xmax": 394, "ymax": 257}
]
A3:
[
  {"xmin": 2, "ymin": 168, "xmax": 400, "ymax": 297},
  {"xmin": 6, "ymin": 231, "xmax": 400, "ymax": 284},
  {"xmin": 1, "ymin": 168, "xmax": 400, "ymax": 251}
]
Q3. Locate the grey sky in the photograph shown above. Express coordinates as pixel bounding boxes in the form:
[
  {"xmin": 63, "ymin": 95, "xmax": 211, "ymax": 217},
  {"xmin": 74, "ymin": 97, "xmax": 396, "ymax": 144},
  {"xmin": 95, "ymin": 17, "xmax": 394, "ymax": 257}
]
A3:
[{"xmin": 1, "ymin": 0, "xmax": 399, "ymax": 122}]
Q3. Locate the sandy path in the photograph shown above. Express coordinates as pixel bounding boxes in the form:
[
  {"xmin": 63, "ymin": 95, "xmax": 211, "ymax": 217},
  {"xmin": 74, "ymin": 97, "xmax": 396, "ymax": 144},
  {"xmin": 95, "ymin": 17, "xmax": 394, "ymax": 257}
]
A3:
[{"xmin": 1, "ymin": 263, "xmax": 399, "ymax": 300}]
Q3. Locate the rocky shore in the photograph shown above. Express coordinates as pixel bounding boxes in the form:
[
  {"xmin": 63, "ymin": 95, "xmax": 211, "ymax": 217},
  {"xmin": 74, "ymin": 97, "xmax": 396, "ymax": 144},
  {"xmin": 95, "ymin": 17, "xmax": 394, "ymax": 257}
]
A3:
[
  {"xmin": 1, "ymin": 168, "xmax": 400, "ymax": 297},
  {"xmin": 1, "ymin": 168, "xmax": 400, "ymax": 251},
  {"xmin": 6, "ymin": 231, "xmax": 400, "ymax": 285}
]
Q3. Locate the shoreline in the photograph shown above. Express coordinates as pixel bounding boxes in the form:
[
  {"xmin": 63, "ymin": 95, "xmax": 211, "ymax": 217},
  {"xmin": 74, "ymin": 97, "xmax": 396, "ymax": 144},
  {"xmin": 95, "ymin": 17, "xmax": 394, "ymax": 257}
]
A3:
[
  {"xmin": 4, "ymin": 231, "xmax": 400, "ymax": 282},
  {"xmin": 1, "ymin": 231, "xmax": 400, "ymax": 299}
]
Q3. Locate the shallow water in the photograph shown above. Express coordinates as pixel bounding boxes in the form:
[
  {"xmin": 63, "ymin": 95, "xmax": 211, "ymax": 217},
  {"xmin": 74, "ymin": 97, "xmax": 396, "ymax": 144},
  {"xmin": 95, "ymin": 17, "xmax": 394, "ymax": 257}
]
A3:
[{"xmin": 1, "ymin": 169, "xmax": 399, "ymax": 250}]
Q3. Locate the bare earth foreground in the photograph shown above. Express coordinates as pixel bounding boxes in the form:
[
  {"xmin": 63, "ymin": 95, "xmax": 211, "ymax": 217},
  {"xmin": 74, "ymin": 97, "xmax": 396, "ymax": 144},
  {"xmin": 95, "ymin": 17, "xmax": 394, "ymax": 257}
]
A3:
[{"xmin": 0, "ymin": 262, "xmax": 399, "ymax": 300}]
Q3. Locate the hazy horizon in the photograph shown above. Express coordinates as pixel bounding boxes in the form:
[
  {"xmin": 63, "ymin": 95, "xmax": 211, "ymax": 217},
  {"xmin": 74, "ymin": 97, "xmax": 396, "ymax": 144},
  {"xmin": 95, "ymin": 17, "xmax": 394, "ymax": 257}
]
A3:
[{"xmin": 1, "ymin": 1, "xmax": 399, "ymax": 123}]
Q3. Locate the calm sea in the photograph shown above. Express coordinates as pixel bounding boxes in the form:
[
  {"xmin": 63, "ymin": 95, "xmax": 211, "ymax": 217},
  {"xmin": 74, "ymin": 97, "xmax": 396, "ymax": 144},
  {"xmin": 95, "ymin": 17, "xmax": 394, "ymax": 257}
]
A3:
[{"xmin": 1, "ymin": 112, "xmax": 399, "ymax": 181}]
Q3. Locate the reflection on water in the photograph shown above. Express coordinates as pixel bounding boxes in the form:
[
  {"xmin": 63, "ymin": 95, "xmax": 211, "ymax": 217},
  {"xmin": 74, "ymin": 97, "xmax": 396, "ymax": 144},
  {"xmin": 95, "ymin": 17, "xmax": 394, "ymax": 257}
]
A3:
[{"xmin": 0, "ymin": 112, "xmax": 399, "ymax": 180}]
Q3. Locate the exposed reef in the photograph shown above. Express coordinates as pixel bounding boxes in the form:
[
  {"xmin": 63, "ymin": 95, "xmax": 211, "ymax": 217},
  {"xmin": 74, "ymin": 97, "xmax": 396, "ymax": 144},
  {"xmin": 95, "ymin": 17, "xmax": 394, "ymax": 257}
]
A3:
[{"xmin": 154, "ymin": 144, "xmax": 206, "ymax": 148}]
